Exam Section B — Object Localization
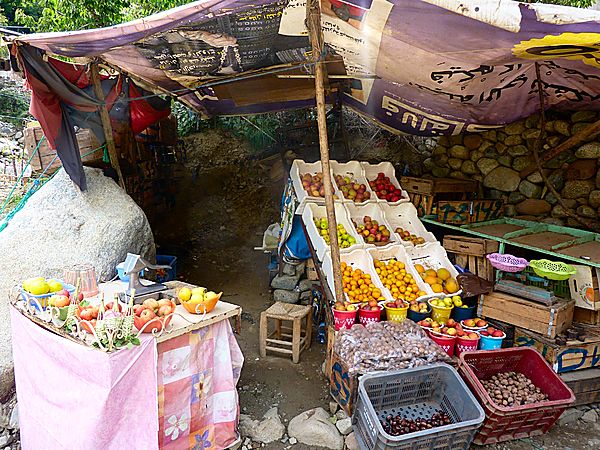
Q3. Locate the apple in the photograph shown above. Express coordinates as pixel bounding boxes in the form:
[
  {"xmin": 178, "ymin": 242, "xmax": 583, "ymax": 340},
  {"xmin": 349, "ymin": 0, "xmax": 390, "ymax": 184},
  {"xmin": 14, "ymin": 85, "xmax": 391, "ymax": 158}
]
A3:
[
  {"xmin": 446, "ymin": 319, "xmax": 457, "ymax": 327},
  {"xmin": 446, "ymin": 328, "xmax": 457, "ymax": 336},
  {"xmin": 79, "ymin": 309, "xmax": 93, "ymax": 321},
  {"xmin": 487, "ymin": 327, "xmax": 496, "ymax": 334},
  {"xmin": 464, "ymin": 319, "xmax": 476, "ymax": 327},
  {"xmin": 143, "ymin": 298, "xmax": 160, "ymax": 311},
  {"xmin": 158, "ymin": 305, "xmax": 172, "ymax": 317},
  {"xmin": 492, "ymin": 330, "xmax": 505, "ymax": 338},
  {"xmin": 139, "ymin": 308, "xmax": 156, "ymax": 323},
  {"xmin": 468, "ymin": 332, "xmax": 479, "ymax": 339},
  {"xmin": 133, "ymin": 304, "xmax": 144, "ymax": 315},
  {"xmin": 56, "ymin": 289, "xmax": 71, "ymax": 298},
  {"xmin": 480, "ymin": 330, "xmax": 489, "ymax": 336},
  {"xmin": 476, "ymin": 319, "xmax": 487, "ymax": 328}
]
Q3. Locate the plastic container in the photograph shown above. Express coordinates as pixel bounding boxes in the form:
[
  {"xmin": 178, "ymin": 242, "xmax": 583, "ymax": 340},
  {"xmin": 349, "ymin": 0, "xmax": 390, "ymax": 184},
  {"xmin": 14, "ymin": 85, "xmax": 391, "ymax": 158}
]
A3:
[
  {"xmin": 501, "ymin": 266, "xmax": 571, "ymax": 298},
  {"xmin": 116, "ymin": 263, "xmax": 144, "ymax": 282},
  {"xmin": 156, "ymin": 255, "xmax": 177, "ymax": 282},
  {"xmin": 63, "ymin": 264, "xmax": 98, "ymax": 298},
  {"xmin": 330, "ymin": 160, "xmax": 377, "ymax": 206},
  {"xmin": 529, "ymin": 259, "xmax": 577, "ymax": 281},
  {"xmin": 407, "ymin": 304, "xmax": 431, "ymax": 322},
  {"xmin": 384, "ymin": 303, "xmax": 409, "ymax": 323},
  {"xmin": 21, "ymin": 280, "xmax": 76, "ymax": 310},
  {"xmin": 290, "ymin": 159, "xmax": 339, "ymax": 214},
  {"xmin": 361, "ymin": 161, "xmax": 410, "ymax": 206},
  {"xmin": 353, "ymin": 364, "xmax": 485, "ymax": 450},
  {"xmin": 322, "ymin": 248, "xmax": 390, "ymax": 304},
  {"xmin": 459, "ymin": 347, "xmax": 575, "ymax": 445},
  {"xmin": 345, "ymin": 202, "xmax": 399, "ymax": 249},
  {"xmin": 379, "ymin": 202, "xmax": 437, "ymax": 247},
  {"xmin": 408, "ymin": 242, "xmax": 462, "ymax": 295},
  {"xmin": 359, "ymin": 306, "xmax": 382, "ymax": 325},
  {"xmin": 460, "ymin": 319, "xmax": 488, "ymax": 332},
  {"xmin": 428, "ymin": 298, "xmax": 453, "ymax": 324},
  {"xmin": 478, "ymin": 330, "xmax": 505, "ymax": 350},
  {"xmin": 365, "ymin": 245, "xmax": 432, "ymax": 298},
  {"xmin": 455, "ymin": 334, "xmax": 480, "ymax": 357},
  {"xmin": 486, "ymin": 253, "xmax": 528, "ymax": 272},
  {"xmin": 428, "ymin": 330, "xmax": 457, "ymax": 356},
  {"xmin": 301, "ymin": 202, "xmax": 362, "ymax": 261},
  {"xmin": 333, "ymin": 307, "xmax": 357, "ymax": 330},
  {"xmin": 451, "ymin": 304, "xmax": 476, "ymax": 321}
]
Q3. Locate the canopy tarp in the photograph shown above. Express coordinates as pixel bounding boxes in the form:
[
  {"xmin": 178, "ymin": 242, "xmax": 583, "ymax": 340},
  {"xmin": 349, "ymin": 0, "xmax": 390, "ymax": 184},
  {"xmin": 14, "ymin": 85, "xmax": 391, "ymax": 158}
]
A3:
[{"xmin": 14, "ymin": 0, "xmax": 600, "ymax": 137}]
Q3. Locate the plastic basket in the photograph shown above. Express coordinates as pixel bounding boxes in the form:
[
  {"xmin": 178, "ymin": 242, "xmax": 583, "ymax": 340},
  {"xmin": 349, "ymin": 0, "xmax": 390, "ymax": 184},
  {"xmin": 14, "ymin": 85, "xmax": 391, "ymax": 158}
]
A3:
[
  {"xmin": 408, "ymin": 242, "xmax": 462, "ymax": 296},
  {"xmin": 451, "ymin": 304, "xmax": 476, "ymax": 321},
  {"xmin": 459, "ymin": 347, "xmax": 575, "ymax": 445},
  {"xmin": 407, "ymin": 304, "xmax": 431, "ymax": 322},
  {"xmin": 428, "ymin": 330, "xmax": 457, "ymax": 356},
  {"xmin": 384, "ymin": 304, "xmax": 408, "ymax": 323},
  {"xmin": 21, "ymin": 280, "xmax": 76, "ymax": 310},
  {"xmin": 353, "ymin": 364, "xmax": 485, "ymax": 450},
  {"xmin": 486, "ymin": 253, "xmax": 528, "ymax": 272},
  {"xmin": 366, "ymin": 245, "xmax": 433, "ymax": 298},
  {"xmin": 455, "ymin": 335, "xmax": 479, "ymax": 357},
  {"xmin": 361, "ymin": 161, "xmax": 410, "ymax": 206},
  {"xmin": 345, "ymin": 203, "xmax": 399, "ymax": 249},
  {"xmin": 156, "ymin": 255, "xmax": 177, "ymax": 282},
  {"xmin": 301, "ymin": 202, "xmax": 362, "ymax": 261},
  {"xmin": 330, "ymin": 160, "xmax": 377, "ymax": 206},
  {"xmin": 379, "ymin": 202, "xmax": 437, "ymax": 247},
  {"xmin": 501, "ymin": 267, "xmax": 571, "ymax": 298},
  {"xmin": 333, "ymin": 307, "xmax": 357, "ymax": 330},
  {"xmin": 428, "ymin": 298, "xmax": 453, "ymax": 324},
  {"xmin": 359, "ymin": 306, "xmax": 382, "ymax": 325},
  {"xmin": 290, "ymin": 159, "xmax": 338, "ymax": 214},
  {"xmin": 529, "ymin": 259, "xmax": 577, "ymax": 281}
]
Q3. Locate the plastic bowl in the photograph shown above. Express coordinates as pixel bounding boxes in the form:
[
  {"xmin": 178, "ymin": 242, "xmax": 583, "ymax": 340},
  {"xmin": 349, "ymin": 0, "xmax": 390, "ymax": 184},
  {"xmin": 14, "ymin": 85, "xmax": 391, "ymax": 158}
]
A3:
[
  {"xmin": 407, "ymin": 304, "xmax": 431, "ymax": 322},
  {"xmin": 181, "ymin": 293, "xmax": 222, "ymax": 314},
  {"xmin": 134, "ymin": 314, "xmax": 173, "ymax": 333},
  {"xmin": 452, "ymin": 304, "xmax": 477, "ymax": 321},
  {"xmin": 461, "ymin": 319, "xmax": 488, "ymax": 331}
]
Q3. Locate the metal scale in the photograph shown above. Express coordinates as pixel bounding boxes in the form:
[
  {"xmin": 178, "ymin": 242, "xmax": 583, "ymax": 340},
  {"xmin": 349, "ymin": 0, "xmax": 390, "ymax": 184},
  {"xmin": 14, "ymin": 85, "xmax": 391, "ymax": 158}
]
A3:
[{"xmin": 120, "ymin": 253, "xmax": 173, "ymax": 303}]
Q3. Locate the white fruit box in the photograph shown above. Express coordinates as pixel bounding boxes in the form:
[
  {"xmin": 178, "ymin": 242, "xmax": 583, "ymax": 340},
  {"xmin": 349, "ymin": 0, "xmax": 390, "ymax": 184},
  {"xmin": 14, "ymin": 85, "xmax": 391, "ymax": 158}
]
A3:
[
  {"xmin": 344, "ymin": 202, "xmax": 399, "ymax": 250},
  {"xmin": 407, "ymin": 242, "xmax": 462, "ymax": 295},
  {"xmin": 330, "ymin": 160, "xmax": 377, "ymax": 206},
  {"xmin": 365, "ymin": 244, "xmax": 433, "ymax": 298},
  {"xmin": 379, "ymin": 202, "xmax": 437, "ymax": 248},
  {"xmin": 361, "ymin": 161, "xmax": 410, "ymax": 206},
  {"xmin": 290, "ymin": 159, "xmax": 341, "ymax": 214},
  {"xmin": 302, "ymin": 202, "xmax": 363, "ymax": 262},
  {"xmin": 322, "ymin": 248, "xmax": 391, "ymax": 303},
  {"xmin": 568, "ymin": 265, "xmax": 600, "ymax": 311}
]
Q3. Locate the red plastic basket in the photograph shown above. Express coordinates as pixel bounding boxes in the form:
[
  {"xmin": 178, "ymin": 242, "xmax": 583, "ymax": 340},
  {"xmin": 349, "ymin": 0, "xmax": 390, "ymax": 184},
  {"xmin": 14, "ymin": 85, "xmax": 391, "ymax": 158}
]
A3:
[
  {"xmin": 455, "ymin": 335, "xmax": 479, "ymax": 357},
  {"xmin": 358, "ymin": 306, "xmax": 381, "ymax": 325},
  {"xmin": 459, "ymin": 347, "xmax": 575, "ymax": 445},
  {"xmin": 428, "ymin": 330, "xmax": 456, "ymax": 357},
  {"xmin": 333, "ymin": 308, "xmax": 357, "ymax": 331}
]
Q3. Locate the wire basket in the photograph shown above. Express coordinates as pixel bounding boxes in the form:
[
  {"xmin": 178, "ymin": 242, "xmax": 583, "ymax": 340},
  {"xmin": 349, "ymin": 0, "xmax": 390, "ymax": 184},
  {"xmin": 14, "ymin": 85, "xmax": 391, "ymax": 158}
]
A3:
[
  {"xmin": 486, "ymin": 253, "xmax": 528, "ymax": 273},
  {"xmin": 353, "ymin": 364, "xmax": 485, "ymax": 450},
  {"xmin": 529, "ymin": 259, "xmax": 576, "ymax": 281}
]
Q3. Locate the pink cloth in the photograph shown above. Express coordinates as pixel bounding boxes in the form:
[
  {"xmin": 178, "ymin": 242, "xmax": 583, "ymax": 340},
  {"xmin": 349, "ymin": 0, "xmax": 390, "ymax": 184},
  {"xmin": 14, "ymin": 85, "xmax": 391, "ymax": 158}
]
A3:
[
  {"xmin": 10, "ymin": 306, "xmax": 159, "ymax": 450},
  {"xmin": 157, "ymin": 319, "xmax": 244, "ymax": 449}
]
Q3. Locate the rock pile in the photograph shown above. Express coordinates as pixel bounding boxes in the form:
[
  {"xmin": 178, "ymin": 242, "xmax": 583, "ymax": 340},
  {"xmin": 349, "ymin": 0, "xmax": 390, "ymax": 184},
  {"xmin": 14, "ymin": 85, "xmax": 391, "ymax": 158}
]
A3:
[
  {"xmin": 422, "ymin": 110, "xmax": 600, "ymax": 227},
  {"xmin": 271, "ymin": 261, "xmax": 317, "ymax": 305}
]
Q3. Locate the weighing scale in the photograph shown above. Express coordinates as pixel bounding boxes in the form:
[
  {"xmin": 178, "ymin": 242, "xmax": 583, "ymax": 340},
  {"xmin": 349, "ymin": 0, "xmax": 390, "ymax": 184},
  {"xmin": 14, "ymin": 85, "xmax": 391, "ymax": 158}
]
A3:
[{"xmin": 121, "ymin": 253, "xmax": 173, "ymax": 302}]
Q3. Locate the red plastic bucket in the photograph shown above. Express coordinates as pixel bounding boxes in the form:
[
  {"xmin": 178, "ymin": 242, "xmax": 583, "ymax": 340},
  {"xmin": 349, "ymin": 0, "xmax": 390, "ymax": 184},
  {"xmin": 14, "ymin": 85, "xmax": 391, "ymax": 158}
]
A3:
[
  {"xmin": 428, "ymin": 330, "xmax": 457, "ymax": 356},
  {"xmin": 455, "ymin": 334, "xmax": 480, "ymax": 356},
  {"xmin": 333, "ymin": 308, "xmax": 357, "ymax": 331},
  {"xmin": 359, "ymin": 306, "xmax": 382, "ymax": 326}
]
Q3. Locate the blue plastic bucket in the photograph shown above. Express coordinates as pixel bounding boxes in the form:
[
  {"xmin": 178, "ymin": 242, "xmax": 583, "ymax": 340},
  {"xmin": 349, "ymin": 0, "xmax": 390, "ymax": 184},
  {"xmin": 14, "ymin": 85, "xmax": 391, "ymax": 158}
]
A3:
[
  {"xmin": 451, "ymin": 304, "xmax": 476, "ymax": 321},
  {"xmin": 479, "ymin": 332, "xmax": 505, "ymax": 350}
]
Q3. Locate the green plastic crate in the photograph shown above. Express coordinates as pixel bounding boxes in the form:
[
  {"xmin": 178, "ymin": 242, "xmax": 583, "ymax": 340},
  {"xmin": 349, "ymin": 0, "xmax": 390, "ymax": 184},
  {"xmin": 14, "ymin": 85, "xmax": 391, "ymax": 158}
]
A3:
[{"xmin": 501, "ymin": 267, "xmax": 570, "ymax": 298}]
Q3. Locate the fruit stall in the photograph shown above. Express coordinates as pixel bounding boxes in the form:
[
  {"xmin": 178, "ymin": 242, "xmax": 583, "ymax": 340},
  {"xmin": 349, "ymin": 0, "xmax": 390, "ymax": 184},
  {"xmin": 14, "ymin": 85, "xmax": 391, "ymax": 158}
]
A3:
[
  {"xmin": 11, "ymin": 269, "xmax": 243, "ymax": 449},
  {"xmin": 288, "ymin": 157, "xmax": 600, "ymax": 447}
]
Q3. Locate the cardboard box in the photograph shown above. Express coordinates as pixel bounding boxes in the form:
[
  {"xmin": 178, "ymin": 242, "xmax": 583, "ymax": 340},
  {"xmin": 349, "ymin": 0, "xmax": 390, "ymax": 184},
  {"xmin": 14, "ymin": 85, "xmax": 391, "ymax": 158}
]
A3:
[{"xmin": 569, "ymin": 265, "xmax": 600, "ymax": 311}]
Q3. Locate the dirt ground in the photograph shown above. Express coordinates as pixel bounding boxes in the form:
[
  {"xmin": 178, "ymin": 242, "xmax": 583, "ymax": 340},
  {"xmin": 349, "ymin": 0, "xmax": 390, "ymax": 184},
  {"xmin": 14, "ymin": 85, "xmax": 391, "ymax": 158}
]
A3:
[{"xmin": 152, "ymin": 130, "xmax": 600, "ymax": 449}]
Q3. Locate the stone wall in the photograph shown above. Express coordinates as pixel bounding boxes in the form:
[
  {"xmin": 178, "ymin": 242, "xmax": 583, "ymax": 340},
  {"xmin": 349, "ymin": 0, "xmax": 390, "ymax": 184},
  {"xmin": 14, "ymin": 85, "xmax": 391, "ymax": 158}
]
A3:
[{"xmin": 422, "ymin": 111, "xmax": 600, "ymax": 228}]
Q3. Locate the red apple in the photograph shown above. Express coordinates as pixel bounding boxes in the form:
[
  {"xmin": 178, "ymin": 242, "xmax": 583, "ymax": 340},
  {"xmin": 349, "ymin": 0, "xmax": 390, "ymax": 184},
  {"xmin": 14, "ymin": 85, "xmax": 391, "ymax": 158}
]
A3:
[
  {"xmin": 492, "ymin": 330, "xmax": 505, "ymax": 338},
  {"xmin": 139, "ymin": 308, "xmax": 156, "ymax": 323},
  {"xmin": 476, "ymin": 319, "xmax": 487, "ymax": 327}
]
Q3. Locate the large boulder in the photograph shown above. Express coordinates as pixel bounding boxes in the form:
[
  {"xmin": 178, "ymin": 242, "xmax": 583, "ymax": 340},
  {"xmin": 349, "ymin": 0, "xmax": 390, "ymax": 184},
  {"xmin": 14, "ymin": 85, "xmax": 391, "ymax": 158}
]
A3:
[
  {"xmin": 239, "ymin": 407, "xmax": 285, "ymax": 443},
  {"xmin": 483, "ymin": 167, "xmax": 520, "ymax": 192},
  {"xmin": 0, "ymin": 167, "xmax": 155, "ymax": 400}
]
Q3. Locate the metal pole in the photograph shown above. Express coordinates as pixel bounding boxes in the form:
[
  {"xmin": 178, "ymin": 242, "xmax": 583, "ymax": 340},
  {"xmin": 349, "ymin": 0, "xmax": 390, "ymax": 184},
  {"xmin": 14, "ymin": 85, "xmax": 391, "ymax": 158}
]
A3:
[
  {"xmin": 90, "ymin": 61, "xmax": 125, "ymax": 189},
  {"xmin": 306, "ymin": 0, "xmax": 344, "ymax": 303}
]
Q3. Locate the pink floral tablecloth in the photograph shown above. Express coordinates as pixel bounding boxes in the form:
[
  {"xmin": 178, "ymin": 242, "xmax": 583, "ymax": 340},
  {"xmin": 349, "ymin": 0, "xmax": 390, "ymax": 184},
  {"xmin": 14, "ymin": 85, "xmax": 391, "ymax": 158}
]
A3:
[{"xmin": 157, "ymin": 319, "xmax": 244, "ymax": 450}]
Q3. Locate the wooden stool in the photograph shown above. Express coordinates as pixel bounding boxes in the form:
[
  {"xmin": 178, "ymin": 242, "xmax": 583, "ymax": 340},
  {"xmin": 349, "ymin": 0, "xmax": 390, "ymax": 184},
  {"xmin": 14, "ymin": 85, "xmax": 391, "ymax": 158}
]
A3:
[{"xmin": 259, "ymin": 302, "xmax": 312, "ymax": 363}]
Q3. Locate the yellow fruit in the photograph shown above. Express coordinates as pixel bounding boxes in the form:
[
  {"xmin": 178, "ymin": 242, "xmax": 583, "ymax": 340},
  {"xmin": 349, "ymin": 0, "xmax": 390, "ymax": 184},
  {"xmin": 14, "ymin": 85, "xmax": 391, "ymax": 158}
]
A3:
[
  {"xmin": 425, "ymin": 269, "xmax": 437, "ymax": 278},
  {"xmin": 453, "ymin": 298, "xmax": 463, "ymax": 307},
  {"xmin": 424, "ymin": 275, "xmax": 438, "ymax": 285},
  {"xmin": 27, "ymin": 279, "xmax": 50, "ymax": 295},
  {"xmin": 190, "ymin": 293, "xmax": 204, "ymax": 304},
  {"xmin": 431, "ymin": 283, "xmax": 443, "ymax": 293},
  {"xmin": 47, "ymin": 280, "xmax": 63, "ymax": 293},
  {"xmin": 415, "ymin": 264, "xmax": 425, "ymax": 274},
  {"xmin": 192, "ymin": 287, "xmax": 207, "ymax": 296},
  {"xmin": 445, "ymin": 279, "xmax": 459, "ymax": 294},
  {"xmin": 178, "ymin": 287, "xmax": 192, "ymax": 302},
  {"xmin": 443, "ymin": 298, "xmax": 453, "ymax": 307},
  {"xmin": 437, "ymin": 268, "xmax": 451, "ymax": 281}
]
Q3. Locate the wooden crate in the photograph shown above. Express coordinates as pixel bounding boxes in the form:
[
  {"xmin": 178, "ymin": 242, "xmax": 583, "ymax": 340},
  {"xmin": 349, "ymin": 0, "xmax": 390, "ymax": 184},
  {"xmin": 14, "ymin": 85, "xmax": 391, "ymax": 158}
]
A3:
[
  {"xmin": 400, "ymin": 176, "xmax": 479, "ymax": 216},
  {"xmin": 443, "ymin": 235, "xmax": 499, "ymax": 281},
  {"xmin": 478, "ymin": 291, "xmax": 574, "ymax": 338},
  {"xmin": 515, "ymin": 326, "xmax": 600, "ymax": 373},
  {"xmin": 561, "ymin": 368, "xmax": 600, "ymax": 406},
  {"xmin": 24, "ymin": 125, "xmax": 103, "ymax": 174},
  {"xmin": 329, "ymin": 350, "xmax": 359, "ymax": 417},
  {"xmin": 436, "ymin": 199, "xmax": 504, "ymax": 225},
  {"xmin": 574, "ymin": 307, "xmax": 600, "ymax": 325}
]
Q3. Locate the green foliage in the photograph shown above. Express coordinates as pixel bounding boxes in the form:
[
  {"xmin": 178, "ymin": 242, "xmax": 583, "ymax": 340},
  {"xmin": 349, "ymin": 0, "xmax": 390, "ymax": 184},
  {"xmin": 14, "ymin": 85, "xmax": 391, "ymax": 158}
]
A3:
[
  {"xmin": 0, "ymin": 86, "xmax": 31, "ymax": 125},
  {"xmin": 536, "ymin": 0, "xmax": 594, "ymax": 6}
]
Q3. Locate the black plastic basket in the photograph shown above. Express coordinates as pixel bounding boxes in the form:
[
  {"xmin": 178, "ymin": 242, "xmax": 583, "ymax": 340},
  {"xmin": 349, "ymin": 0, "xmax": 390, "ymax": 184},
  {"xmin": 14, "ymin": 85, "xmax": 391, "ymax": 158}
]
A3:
[{"xmin": 353, "ymin": 364, "xmax": 485, "ymax": 449}]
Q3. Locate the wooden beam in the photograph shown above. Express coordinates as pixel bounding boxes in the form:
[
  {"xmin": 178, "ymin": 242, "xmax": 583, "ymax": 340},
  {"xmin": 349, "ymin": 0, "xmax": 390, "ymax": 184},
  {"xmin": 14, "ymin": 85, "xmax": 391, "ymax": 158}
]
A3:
[
  {"xmin": 306, "ymin": 0, "xmax": 344, "ymax": 303},
  {"xmin": 89, "ymin": 62, "xmax": 125, "ymax": 189},
  {"xmin": 520, "ymin": 117, "xmax": 600, "ymax": 178}
]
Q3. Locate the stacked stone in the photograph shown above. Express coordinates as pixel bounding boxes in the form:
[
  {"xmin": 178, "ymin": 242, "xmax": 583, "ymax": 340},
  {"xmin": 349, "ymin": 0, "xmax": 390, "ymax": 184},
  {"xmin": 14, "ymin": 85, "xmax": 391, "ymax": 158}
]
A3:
[
  {"xmin": 270, "ymin": 261, "xmax": 317, "ymax": 305},
  {"xmin": 423, "ymin": 110, "xmax": 600, "ymax": 227}
]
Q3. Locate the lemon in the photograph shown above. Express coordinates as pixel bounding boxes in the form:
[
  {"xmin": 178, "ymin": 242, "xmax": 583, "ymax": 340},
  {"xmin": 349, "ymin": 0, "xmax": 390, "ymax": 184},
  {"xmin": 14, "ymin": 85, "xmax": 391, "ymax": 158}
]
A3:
[
  {"xmin": 47, "ymin": 280, "xmax": 63, "ymax": 293},
  {"xmin": 178, "ymin": 287, "xmax": 192, "ymax": 302},
  {"xmin": 190, "ymin": 293, "xmax": 204, "ymax": 304},
  {"xmin": 23, "ymin": 277, "xmax": 44, "ymax": 292},
  {"xmin": 28, "ymin": 279, "xmax": 50, "ymax": 295},
  {"xmin": 192, "ymin": 287, "xmax": 206, "ymax": 297}
]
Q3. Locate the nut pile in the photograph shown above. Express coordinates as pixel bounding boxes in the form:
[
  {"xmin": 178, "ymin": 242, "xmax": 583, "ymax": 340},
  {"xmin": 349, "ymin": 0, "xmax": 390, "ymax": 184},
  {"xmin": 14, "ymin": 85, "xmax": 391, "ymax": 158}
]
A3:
[
  {"xmin": 382, "ymin": 410, "xmax": 452, "ymax": 436},
  {"xmin": 482, "ymin": 372, "xmax": 548, "ymax": 407}
]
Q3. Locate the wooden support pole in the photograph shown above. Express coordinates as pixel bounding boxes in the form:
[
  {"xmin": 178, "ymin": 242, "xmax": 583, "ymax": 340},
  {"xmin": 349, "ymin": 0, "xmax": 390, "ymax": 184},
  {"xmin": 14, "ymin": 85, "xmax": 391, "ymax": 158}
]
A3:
[
  {"xmin": 307, "ymin": 0, "xmax": 344, "ymax": 303},
  {"xmin": 520, "ymin": 117, "xmax": 600, "ymax": 178},
  {"xmin": 90, "ymin": 62, "xmax": 125, "ymax": 189}
]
